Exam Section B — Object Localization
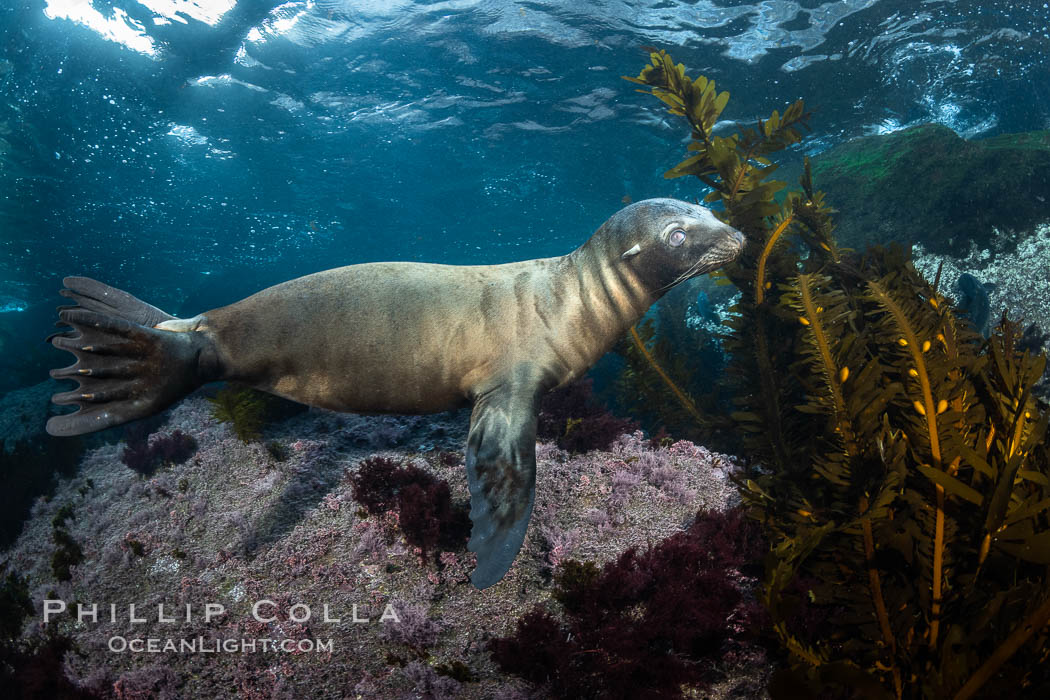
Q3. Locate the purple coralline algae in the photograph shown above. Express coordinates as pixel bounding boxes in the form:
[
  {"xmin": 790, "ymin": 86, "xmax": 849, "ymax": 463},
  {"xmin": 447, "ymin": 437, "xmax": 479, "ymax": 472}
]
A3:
[{"xmin": 1, "ymin": 394, "xmax": 763, "ymax": 698}]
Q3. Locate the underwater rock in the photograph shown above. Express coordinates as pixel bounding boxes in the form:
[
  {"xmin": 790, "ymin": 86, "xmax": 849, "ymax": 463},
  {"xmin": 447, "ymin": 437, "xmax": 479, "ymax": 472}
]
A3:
[
  {"xmin": 805, "ymin": 124, "xmax": 1050, "ymax": 254},
  {"xmin": 953, "ymin": 272, "xmax": 994, "ymax": 336},
  {"xmin": 0, "ymin": 379, "xmax": 86, "ymax": 548},
  {"xmin": 1, "ymin": 396, "xmax": 749, "ymax": 697},
  {"xmin": 912, "ymin": 221, "xmax": 1050, "ymax": 399},
  {"xmin": 0, "ymin": 379, "xmax": 59, "ymax": 453}
]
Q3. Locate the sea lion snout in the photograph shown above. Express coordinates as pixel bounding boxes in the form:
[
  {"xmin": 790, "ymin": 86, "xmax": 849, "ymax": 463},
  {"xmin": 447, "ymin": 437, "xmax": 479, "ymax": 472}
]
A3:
[
  {"xmin": 697, "ymin": 229, "xmax": 744, "ymax": 273},
  {"xmin": 712, "ymin": 225, "xmax": 745, "ymax": 262},
  {"xmin": 706, "ymin": 223, "xmax": 745, "ymax": 256}
]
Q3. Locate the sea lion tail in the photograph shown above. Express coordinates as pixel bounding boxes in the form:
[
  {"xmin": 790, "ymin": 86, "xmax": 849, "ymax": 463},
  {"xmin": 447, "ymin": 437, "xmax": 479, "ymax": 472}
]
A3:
[{"xmin": 45, "ymin": 277, "xmax": 216, "ymax": 437}]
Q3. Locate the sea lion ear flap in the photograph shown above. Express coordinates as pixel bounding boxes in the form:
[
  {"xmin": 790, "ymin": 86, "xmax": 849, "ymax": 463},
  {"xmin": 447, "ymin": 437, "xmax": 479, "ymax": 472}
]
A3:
[
  {"xmin": 464, "ymin": 384, "xmax": 539, "ymax": 589},
  {"xmin": 621, "ymin": 243, "xmax": 642, "ymax": 260}
]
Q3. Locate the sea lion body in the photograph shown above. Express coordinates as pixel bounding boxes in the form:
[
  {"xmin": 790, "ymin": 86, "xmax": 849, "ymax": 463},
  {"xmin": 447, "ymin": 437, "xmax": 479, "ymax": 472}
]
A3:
[
  {"xmin": 45, "ymin": 198, "xmax": 744, "ymax": 588},
  {"xmin": 203, "ymin": 251, "xmax": 651, "ymax": 415}
]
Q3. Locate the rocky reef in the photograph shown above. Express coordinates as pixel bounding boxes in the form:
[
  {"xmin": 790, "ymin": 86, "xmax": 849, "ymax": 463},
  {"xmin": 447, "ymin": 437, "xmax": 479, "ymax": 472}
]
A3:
[
  {"xmin": 0, "ymin": 393, "xmax": 760, "ymax": 698},
  {"xmin": 912, "ymin": 221, "xmax": 1050, "ymax": 351},
  {"xmin": 0, "ymin": 380, "xmax": 88, "ymax": 550},
  {"xmin": 804, "ymin": 124, "xmax": 1050, "ymax": 255}
]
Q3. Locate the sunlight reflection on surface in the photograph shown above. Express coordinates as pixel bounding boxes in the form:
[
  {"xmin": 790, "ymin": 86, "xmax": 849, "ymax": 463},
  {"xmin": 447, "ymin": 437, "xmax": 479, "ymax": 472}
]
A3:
[
  {"xmin": 43, "ymin": 0, "xmax": 158, "ymax": 55},
  {"xmin": 138, "ymin": 0, "xmax": 236, "ymax": 26},
  {"xmin": 42, "ymin": 0, "xmax": 236, "ymax": 56}
]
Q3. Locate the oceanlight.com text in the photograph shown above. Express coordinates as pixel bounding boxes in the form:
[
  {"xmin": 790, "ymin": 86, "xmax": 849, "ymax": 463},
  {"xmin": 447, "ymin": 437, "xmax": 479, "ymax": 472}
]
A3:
[{"xmin": 108, "ymin": 636, "xmax": 334, "ymax": 653}]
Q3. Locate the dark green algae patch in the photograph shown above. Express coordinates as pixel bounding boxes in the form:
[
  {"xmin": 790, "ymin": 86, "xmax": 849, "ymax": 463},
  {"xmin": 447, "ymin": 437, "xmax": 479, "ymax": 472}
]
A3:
[{"xmin": 799, "ymin": 124, "xmax": 1050, "ymax": 254}]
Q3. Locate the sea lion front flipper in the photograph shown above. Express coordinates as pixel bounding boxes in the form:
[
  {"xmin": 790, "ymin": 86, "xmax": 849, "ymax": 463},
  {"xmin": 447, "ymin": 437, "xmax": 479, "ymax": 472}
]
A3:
[{"xmin": 465, "ymin": 383, "xmax": 540, "ymax": 589}]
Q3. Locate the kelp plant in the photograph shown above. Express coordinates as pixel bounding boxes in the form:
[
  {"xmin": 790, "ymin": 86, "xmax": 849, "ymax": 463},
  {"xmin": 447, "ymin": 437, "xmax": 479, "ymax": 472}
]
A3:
[
  {"xmin": 208, "ymin": 384, "xmax": 268, "ymax": 442},
  {"xmin": 621, "ymin": 49, "xmax": 1050, "ymax": 698}
]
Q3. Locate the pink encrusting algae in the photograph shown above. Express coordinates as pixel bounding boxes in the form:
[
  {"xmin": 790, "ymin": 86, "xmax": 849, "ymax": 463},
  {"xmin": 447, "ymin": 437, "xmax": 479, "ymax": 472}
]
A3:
[{"xmin": 2, "ymin": 394, "xmax": 766, "ymax": 698}]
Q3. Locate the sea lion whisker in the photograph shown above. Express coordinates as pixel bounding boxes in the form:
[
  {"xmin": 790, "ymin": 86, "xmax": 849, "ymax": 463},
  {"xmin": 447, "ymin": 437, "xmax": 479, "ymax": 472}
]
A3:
[{"xmin": 653, "ymin": 257, "xmax": 705, "ymax": 294}]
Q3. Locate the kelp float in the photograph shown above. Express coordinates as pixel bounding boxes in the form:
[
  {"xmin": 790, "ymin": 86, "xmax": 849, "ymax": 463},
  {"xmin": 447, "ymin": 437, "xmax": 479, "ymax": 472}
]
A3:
[{"xmin": 621, "ymin": 49, "xmax": 1050, "ymax": 699}]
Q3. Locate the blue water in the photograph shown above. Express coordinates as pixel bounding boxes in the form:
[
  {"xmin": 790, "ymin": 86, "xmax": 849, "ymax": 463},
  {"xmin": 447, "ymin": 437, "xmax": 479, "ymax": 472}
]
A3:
[{"xmin": 1, "ymin": 0, "xmax": 1048, "ymax": 393}]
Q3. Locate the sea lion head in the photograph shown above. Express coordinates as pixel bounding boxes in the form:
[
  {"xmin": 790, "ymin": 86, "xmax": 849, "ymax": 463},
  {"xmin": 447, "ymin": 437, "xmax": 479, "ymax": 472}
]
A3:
[{"xmin": 609, "ymin": 198, "xmax": 745, "ymax": 295}]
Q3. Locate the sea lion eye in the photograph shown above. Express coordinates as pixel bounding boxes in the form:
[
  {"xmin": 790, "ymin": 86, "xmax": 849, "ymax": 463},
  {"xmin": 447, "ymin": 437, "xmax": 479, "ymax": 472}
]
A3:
[{"xmin": 669, "ymin": 229, "xmax": 686, "ymax": 247}]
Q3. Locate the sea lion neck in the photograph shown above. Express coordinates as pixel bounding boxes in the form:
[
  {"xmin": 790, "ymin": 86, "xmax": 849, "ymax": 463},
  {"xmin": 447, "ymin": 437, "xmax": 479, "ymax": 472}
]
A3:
[{"xmin": 563, "ymin": 233, "xmax": 659, "ymax": 331}]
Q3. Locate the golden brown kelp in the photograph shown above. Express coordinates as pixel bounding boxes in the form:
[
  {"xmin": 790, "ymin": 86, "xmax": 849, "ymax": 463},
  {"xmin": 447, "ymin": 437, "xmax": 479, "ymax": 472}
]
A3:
[
  {"xmin": 622, "ymin": 49, "xmax": 1050, "ymax": 699},
  {"xmin": 623, "ymin": 49, "xmax": 824, "ymax": 475},
  {"xmin": 614, "ymin": 317, "xmax": 707, "ymax": 437}
]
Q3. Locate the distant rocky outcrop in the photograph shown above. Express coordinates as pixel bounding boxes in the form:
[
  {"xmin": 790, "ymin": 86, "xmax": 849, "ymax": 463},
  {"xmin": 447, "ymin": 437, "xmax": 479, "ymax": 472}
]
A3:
[{"xmin": 805, "ymin": 124, "xmax": 1050, "ymax": 254}]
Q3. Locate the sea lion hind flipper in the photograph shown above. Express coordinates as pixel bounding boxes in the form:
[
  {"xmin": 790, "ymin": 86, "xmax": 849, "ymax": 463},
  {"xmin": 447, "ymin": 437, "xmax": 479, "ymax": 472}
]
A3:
[
  {"xmin": 465, "ymin": 386, "xmax": 539, "ymax": 589},
  {"xmin": 45, "ymin": 306, "xmax": 214, "ymax": 437},
  {"xmin": 57, "ymin": 276, "xmax": 175, "ymax": 328}
]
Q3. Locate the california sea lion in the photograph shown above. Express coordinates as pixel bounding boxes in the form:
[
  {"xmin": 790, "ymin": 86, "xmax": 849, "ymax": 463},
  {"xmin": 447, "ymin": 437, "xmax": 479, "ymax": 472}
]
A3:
[{"xmin": 45, "ymin": 198, "xmax": 743, "ymax": 588}]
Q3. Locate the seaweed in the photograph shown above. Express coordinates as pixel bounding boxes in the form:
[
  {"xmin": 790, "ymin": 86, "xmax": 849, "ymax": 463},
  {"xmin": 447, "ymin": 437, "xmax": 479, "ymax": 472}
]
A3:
[
  {"xmin": 207, "ymin": 384, "xmax": 268, "ymax": 442},
  {"xmin": 346, "ymin": 456, "xmax": 471, "ymax": 561},
  {"xmin": 537, "ymin": 378, "xmax": 639, "ymax": 453},
  {"xmin": 50, "ymin": 503, "xmax": 75, "ymax": 530},
  {"xmin": 206, "ymin": 383, "xmax": 308, "ymax": 442},
  {"xmin": 0, "ymin": 631, "xmax": 99, "ymax": 700},
  {"xmin": 50, "ymin": 527, "xmax": 82, "ymax": 582},
  {"xmin": 264, "ymin": 440, "xmax": 288, "ymax": 462},
  {"xmin": 434, "ymin": 660, "xmax": 478, "ymax": 683},
  {"xmin": 42, "ymin": 496, "xmax": 85, "ymax": 583},
  {"xmin": 623, "ymin": 49, "xmax": 1050, "ymax": 698},
  {"xmin": 0, "ymin": 568, "xmax": 32, "ymax": 641},
  {"xmin": 120, "ymin": 429, "xmax": 197, "ymax": 476},
  {"xmin": 0, "ymin": 568, "xmax": 90, "ymax": 699},
  {"xmin": 489, "ymin": 508, "xmax": 768, "ymax": 699},
  {"xmin": 624, "ymin": 49, "xmax": 811, "ymax": 233},
  {"xmin": 621, "ymin": 49, "xmax": 826, "ymax": 469},
  {"xmin": 612, "ymin": 315, "xmax": 731, "ymax": 446},
  {"xmin": 348, "ymin": 456, "xmax": 408, "ymax": 512}
]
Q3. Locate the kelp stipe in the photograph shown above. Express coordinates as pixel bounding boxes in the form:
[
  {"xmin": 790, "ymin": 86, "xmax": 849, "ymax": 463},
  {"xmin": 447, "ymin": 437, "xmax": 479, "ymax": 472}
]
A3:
[
  {"xmin": 614, "ymin": 317, "xmax": 718, "ymax": 442},
  {"xmin": 623, "ymin": 49, "xmax": 1050, "ymax": 698}
]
